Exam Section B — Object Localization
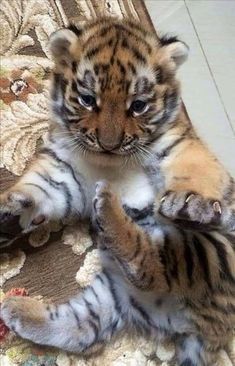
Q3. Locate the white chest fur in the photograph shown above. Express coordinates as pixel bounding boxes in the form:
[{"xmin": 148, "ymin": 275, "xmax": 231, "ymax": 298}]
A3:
[{"xmin": 74, "ymin": 157, "xmax": 155, "ymax": 210}]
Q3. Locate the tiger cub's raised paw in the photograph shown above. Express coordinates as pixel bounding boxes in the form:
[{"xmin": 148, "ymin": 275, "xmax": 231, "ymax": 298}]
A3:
[
  {"xmin": 93, "ymin": 181, "xmax": 116, "ymax": 231},
  {"xmin": 158, "ymin": 190, "xmax": 229, "ymax": 230},
  {"xmin": 92, "ymin": 180, "xmax": 124, "ymax": 233}
]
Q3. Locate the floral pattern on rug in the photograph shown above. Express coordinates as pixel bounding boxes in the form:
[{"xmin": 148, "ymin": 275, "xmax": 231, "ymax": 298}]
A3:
[
  {"xmin": 0, "ymin": 251, "xmax": 26, "ymax": 287},
  {"xmin": 0, "ymin": 57, "xmax": 52, "ymax": 176}
]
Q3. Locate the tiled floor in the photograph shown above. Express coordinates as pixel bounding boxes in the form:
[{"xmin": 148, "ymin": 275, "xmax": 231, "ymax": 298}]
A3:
[{"xmin": 145, "ymin": 0, "xmax": 235, "ymax": 177}]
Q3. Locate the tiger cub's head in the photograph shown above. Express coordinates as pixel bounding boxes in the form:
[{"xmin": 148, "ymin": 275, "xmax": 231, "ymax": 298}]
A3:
[{"xmin": 50, "ymin": 17, "xmax": 188, "ymax": 165}]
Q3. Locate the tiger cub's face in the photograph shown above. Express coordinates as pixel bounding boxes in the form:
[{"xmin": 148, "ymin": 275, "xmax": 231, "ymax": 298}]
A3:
[{"xmin": 50, "ymin": 17, "xmax": 188, "ymax": 164}]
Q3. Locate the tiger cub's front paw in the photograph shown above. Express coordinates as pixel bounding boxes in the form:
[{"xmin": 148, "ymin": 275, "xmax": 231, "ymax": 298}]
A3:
[
  {"xmin": 0, "ymin": 190, "xmax": 47, "ymax": 240},
  {"xmin": 158, "ymin": 191, "xmax": 223, "ymax": 230},
  {"xmin": 92, "ymin": 180, "xmax": 124, "ymax": 233}
]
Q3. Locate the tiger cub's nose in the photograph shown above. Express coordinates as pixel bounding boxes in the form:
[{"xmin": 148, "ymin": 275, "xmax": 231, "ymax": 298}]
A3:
[{"xmin": 99, "ymin": 141, "xmax": 121, "ymax": 151}]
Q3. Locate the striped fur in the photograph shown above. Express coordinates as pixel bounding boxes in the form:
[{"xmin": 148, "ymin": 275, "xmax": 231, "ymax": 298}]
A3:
[{"xmin": 1, "ymin": 18, "xmax": 235, "ymax": 365}]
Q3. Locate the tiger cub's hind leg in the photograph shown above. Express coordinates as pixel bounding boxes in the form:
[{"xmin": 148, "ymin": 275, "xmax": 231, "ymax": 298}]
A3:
[{"xmin": 1, "ymin": 271, "xmax": 126, "ymax": 353}]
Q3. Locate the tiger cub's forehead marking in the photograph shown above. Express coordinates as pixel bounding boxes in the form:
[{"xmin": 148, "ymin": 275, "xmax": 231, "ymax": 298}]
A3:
[
  {"xmin": 81, "ymin": 20, "xmax": 154, "ymax": 61},
  {"xmin": 77, "ymin": 61, "xmax": 156, "ymax": 97},
  {"xmin": 74, "ymin": 20, "xmax": 157, "ymax": 96}
]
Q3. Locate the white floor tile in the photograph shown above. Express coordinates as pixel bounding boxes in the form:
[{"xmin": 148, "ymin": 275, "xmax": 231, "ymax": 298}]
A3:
[
  {"xmin": 145, "ymin": 0, "xmax": 235, "ymax": 176},
  {"xmin": 186, "ymin": 0, "xmax": 235, "ymax": 133}
]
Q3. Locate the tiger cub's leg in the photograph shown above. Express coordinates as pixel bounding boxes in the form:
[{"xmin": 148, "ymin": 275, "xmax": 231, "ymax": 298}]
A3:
[
  {"xmin": 0, "ymin": 148, "xmax": 86, "ymax": 236},
  {"xmin": 93, "ymin": 181, "xmax": 170, "ymax": 292},
  {"xmin": 155, "ymin": 140, "xmax": 235, "ymax": 232},
  {"xmin": 1, "ymin": 271, "xmax": 126, "ymax": 353}
]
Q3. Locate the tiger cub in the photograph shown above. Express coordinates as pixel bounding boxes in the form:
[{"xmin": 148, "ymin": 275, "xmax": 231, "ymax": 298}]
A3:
[{"xmin": 1, "ymin": 17, "xmax": 235, "ymax": 366}]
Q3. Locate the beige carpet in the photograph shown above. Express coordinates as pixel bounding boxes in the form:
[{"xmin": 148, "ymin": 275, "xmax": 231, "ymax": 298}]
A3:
[{"xmin": 0, "ymin": 0, "xmax": 234, "ymax": 365}]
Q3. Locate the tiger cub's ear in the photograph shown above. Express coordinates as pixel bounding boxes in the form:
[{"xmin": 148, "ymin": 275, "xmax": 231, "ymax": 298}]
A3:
[
  {"xmin": 159, "ymin": 35, "xmax": 189, "ymax": 68},
  {"xmin": 49, "ymin": 24, "xmax": 82, "ymax": 71}
]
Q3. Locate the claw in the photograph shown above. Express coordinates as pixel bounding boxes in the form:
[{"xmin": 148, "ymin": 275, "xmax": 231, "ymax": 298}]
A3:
[
  {"xmin": 160, "ymin": 195, "xmax": 166, "ymax": 203},
  {"xmin": 185, "ymin": 193, "xmax": 195, "ymax": 203},
  {"xmin": 213, "ymin": 201, "xmax": 222, "ymax": 215}
]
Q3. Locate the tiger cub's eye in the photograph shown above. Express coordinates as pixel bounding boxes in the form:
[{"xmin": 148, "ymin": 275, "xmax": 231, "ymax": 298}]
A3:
[
  {"xmin": 130, "ymin": 100, "xmax": 148, "ymax": 116},
  {"xmin": 79, "ymin": 94, "xmax": 96, "ymax": 108}
]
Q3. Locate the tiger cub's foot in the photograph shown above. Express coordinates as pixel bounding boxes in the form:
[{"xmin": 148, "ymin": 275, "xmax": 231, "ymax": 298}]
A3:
[
  {"xmin": 158, "ymin": 190, "xmax": 235, "ymax": 231},
  {"xmin": 1, "ymin": 296, "xmax": 49, "ymax": 343}
]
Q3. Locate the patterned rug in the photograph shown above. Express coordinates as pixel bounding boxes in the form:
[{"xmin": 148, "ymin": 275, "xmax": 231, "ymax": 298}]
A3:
[{"xmin": 0, "ymin": 1, "xmax": 234, "ymax": 365}]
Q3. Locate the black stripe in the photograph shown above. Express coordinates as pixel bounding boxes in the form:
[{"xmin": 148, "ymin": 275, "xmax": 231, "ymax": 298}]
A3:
[
  {"xmin": 159, "ymin": 247, "xmax": 171, "ymax": 290},
  {"xmin": 128, "ymin": 233, "xmax": 142, "ymax": 261},
  {"xmin": 125, "ymin": 21, "xmax": 148, "ymax": 37},
  {"xmin": 199, "ymin": 313, "xmax": 220, "ymax": 324},
  {"xmin": 69, "ymin": 96, "xmax": 79, "ymax": 105},
  {"xmin": 84, "ymin": 299, "xmax": 100, "ymax": 325},
  {"xmin": 67, "ymin": 24, "xmax": 82, "ymax": 37},
  {"xmin": 131, "ymin": 46, "xmax": 146, "ymax": 63},
  {"xmin": 127, "ymin": 61, "xmax": 137, "ymax": 75},
  {"xmin": 154, "ymin": 66, "xmax": 164, "ymax": 84},
  {"xmin": 115, "ymin": 24, "xmax": 150, "ymax": 53},
  {"xmin": 123, "ymin": 204, "xmax": 154, "ymax": 221},
  {"xmin": 116, "ymin": 58, "xmax": 126, "ymax": 75},
  {"xmin": 156, "ymin": 136, "xmax": 185, "ymax": 160},
  {"xmin": 181, "ymin": 231, "xmax": 194, "ymax": 286},
  {"xmin": 203, "ymin": 233, "xmax": 235, "ymax": 284},
  {"xmin": 51, "ymin": 73, "xmax": 67, "ymax": 101},
  {"xmin": 54, "ymin": 305, "xmax": 59, "ymax": 318},
  {"xmin": 180, "ymin": 359, "xmax": 197, "ymax": 366},
  {"xmin": 88, "ymin": 319, "xmax": 99, "ymax": 341},
  {"xmin": 130, "ymin": 297, "xmax": 167, "ymax": 334},
  {"xmin": 68, "ymin": 301, "xmax": 80, "ymax": 326},
  {"xmin": 109, "ymin": 319, "xmax": 119, "ymax": 336},
  {"xmin": 193, "ymin": 235, "xmax": 213, "ymax": 290},
  {"xmin": 86, "ymin": 285, "xmax": 100, "ymax": 304},
  {"xmin": 130, "ymin": 296, "xmax": 151, "ymax": 325},
  {"xmin": 72, "ymin": 61, "xmax": 77, "ymax": 73},
  {"xmin": 149, "ymin": 91, "xmax": 180, "ymax": 126},
  {"xmin": 39, "ymin": 148, "xmax": 86, "ymax": 212},
  {"xmin": 161, "ymin": 242, "xmax": 173, "ymax": 286},
  {"xmin": 167, "ymin": 246, "xmax": 179, "ymax": 283},
  {"xmin": 85, "ymin": 39, "xmax": 113, "ymax": 59},
  {"xmin": 71, "ymin": 80, "xmax": 78, "ymax": 93},
  {"xmin": 160, "ymin": 35, "xmax": 179, "ymax": 46},
  {"xmin": 24, "ymin": 183, "xmax": 50, "ymax": 198},
  {"xmin": 36, "ymin": 172, "xmax": 72, "ymax": 216},
  {"xmin": 96, "ymin": 274, "xmax": 105, "ymax": 285},
  {"xmin": 103, "ymin": 270, "xmax": 122, "ymax": 314}
]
